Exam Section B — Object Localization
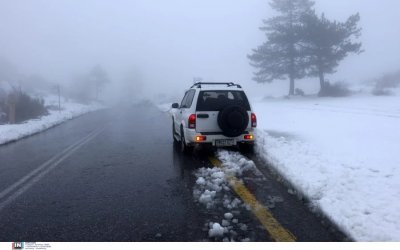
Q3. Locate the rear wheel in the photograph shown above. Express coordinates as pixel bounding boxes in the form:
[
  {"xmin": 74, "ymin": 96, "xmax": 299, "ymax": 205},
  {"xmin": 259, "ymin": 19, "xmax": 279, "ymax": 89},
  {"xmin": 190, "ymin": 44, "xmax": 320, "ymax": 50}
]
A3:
[{"xmin": 180, "ymin": 128, "xmax": 193, "ymax": 154}]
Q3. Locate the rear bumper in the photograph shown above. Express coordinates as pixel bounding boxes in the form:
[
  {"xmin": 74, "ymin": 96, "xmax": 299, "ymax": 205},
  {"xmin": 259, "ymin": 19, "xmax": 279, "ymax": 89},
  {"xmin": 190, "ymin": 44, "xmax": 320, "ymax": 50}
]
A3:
[{"xmin": 184, "ymin": 128, "xmax": 255, "ymax": 147}]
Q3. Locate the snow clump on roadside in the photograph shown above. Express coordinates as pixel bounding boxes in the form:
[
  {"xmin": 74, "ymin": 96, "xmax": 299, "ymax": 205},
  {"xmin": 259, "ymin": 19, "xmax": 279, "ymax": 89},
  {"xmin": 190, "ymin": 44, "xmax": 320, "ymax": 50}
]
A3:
[
  {"xmin": 208, "ymin": 223, "xmax": 225, "ymax": 237},
  {"xmin": 217, "ymin": 150, "xmax": 258, "ymax": 176},
  {"xmin": 193, "ymin": 167, "xmax": 229, "ymax": 208},
  {"xmin": 193, "ymin": 150, "xmax": 261, "ymax": 241}
]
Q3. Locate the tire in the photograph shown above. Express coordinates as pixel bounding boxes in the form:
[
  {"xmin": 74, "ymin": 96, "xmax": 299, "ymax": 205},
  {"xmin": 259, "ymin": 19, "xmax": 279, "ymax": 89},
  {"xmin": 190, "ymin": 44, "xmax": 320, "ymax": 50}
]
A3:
[
  {"xmin": 239, "ymin": 143, "xmax": 254, "ymax": 153},
  {"xmin": 180, "ymin": 128, "xmax": 193, "ymax": 154},
  {"xmin": 218, "ymin": 105, "xmax": 249, "ymax": 137},
  {"xmin": 172, "ymin": 120, "xmax": 178, "ymax": 144}
]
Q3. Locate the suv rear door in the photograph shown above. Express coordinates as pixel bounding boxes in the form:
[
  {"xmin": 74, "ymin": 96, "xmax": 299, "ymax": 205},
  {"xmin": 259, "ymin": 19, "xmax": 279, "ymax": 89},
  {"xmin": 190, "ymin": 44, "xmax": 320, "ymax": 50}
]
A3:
[
  {"xmin": 195, "ymin": 90, "xmax": 251, "ymax": 133},
  {"xmin": 175, "ymin": 89, "xmax": 196, "ymax": 131}
]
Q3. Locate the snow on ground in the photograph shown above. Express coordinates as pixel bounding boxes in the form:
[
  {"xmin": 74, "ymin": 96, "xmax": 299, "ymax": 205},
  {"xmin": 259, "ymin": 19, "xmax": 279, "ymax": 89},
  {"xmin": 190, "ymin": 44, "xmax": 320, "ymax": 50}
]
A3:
[
  {"xmin": 253, "ymin": 94, "xmax": 400, "ymax": 241},
  {"xmin": 193, "ymin": 150, "xmax": 259, "ymax": 241},
  {"xmin": 0, "ymin": 95, "xmax": 103, "ymax": 145}
]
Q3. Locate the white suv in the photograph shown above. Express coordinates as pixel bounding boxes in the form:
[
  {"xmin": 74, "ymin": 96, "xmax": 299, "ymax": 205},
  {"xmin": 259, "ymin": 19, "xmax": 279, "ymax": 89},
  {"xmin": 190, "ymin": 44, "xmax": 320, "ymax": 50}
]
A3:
[{"xmin": 171, "ymin": 82, "xmax": 257, "ymax": 153}]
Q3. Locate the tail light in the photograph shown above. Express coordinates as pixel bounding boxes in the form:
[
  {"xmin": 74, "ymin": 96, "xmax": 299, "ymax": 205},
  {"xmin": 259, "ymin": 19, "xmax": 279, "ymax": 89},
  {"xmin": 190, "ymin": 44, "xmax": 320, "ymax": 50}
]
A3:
[
  {"xmin": 244, "ymin": 134, "xmax": 254, "ymax": 140},
  {"xmin": 196, "ymin": 135, "xmax": 207, "ymax": 142},
  {"xmin": 251, "ymin": 113, "xmax": 257, "ymax": 128},
  {"xmin": 188, "ymin": 114, "xmax": 196, "ymax": 129}
]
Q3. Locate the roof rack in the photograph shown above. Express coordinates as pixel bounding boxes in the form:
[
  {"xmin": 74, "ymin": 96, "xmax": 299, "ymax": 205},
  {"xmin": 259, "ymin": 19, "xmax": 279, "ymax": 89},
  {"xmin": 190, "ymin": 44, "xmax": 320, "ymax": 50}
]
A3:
[{"xmin": 190, "ymin": 82, "xmax": 242, "ymax": 89}]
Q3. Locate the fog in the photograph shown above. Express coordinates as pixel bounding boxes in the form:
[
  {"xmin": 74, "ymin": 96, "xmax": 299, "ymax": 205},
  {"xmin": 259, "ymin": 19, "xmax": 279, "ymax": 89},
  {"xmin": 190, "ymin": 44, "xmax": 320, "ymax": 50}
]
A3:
[{"xmin": 1, "ymin": 0, "xmax": 399, "ymax": 102}]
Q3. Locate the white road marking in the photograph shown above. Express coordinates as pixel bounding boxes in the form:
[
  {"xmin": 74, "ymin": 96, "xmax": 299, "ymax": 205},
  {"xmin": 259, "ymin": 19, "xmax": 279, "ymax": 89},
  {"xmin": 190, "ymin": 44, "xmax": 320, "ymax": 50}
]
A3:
[{"xmin": 0, "ymin": 126, "xmax": 106, "ymax": 212}]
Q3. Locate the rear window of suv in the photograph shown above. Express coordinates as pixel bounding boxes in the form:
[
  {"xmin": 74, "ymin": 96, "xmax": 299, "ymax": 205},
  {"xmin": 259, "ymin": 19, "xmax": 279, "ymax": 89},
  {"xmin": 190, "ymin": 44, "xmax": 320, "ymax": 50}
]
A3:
[{"xmin": 196, "ymin": 90, "xmax": 251, "ymax": 111}]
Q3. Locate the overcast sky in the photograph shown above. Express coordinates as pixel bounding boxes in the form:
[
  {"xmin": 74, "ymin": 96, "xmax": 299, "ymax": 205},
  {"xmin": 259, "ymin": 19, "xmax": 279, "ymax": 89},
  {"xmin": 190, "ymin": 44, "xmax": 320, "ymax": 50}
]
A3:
[{"xmin": 0, "ymin": 0, "xmax": 399, "ymax": 99}]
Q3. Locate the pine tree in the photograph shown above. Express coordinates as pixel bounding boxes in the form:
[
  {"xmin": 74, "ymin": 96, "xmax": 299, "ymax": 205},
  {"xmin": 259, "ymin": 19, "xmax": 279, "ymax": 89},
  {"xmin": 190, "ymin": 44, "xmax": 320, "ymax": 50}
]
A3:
[
  {"xmin": 248, "ymin": 0, "xmax": 314, "ymax": 95},
  {"xmin": 300, "ymin": 12, "xmax": 363, "ymax": 96}
]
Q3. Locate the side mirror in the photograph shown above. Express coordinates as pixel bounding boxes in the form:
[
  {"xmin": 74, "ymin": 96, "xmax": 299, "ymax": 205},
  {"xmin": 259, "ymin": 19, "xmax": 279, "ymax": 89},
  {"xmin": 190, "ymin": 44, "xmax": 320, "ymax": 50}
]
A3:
[{"xmin": 171, "ymin": 103, "xmax": 179, "ymax": 109}]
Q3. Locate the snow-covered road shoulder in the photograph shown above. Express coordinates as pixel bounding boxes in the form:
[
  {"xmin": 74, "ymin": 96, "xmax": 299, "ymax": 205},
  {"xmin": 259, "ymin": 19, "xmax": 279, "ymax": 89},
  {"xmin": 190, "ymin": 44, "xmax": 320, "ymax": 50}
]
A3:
[
  {"xmin": 0, "ymin": 98, "xmax": 104, "ymax": 145},
  {"xmin": 253, "ymin": 95, "xmax": 400, "ymax": 241}
]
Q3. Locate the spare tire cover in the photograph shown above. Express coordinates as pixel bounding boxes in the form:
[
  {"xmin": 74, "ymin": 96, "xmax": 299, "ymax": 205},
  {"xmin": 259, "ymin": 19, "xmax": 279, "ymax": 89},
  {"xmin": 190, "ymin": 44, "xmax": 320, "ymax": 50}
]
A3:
[{"xmin": 217, "ymin": 105, "xmax": 249, "ymax": 137}]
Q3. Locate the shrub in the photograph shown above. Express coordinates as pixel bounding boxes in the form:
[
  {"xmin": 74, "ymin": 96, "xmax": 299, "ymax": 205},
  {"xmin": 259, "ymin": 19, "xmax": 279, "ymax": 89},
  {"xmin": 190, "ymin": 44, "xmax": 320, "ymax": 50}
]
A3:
[
  {"xmin": 372, "ymin": 70, "xmax": 400, "ymax": 96},
  {"xmin": 319, "ymin": 81, "xmax": 352, "ymax": 97},
  {"xmin": 0, "ymin": 106, "xmax": 6, "ymax": 125},
  {"xmin": 14, "ymin": 92, "xmax": 48, "ymax": 123},
  {"xmin": 295, "ymin": 88, "xmax": 305, "ymax": 96},
  {"xmin": 0, "ymin": 94, "xmax": 8, "ymax": 124},
  {"xmin": 375, "ymin": 70, "xmax": 400, "ymax": 89},
  {"xmin": 372, "ymin": 88, "xmax": 392, "ymax": 96}
]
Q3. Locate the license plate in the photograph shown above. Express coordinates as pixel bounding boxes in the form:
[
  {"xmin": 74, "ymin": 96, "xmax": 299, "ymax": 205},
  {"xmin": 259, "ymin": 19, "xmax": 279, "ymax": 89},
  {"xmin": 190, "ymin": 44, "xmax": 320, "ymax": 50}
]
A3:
[{"xmin": 215, "ymin": 139, "xmax": 235, "ymax": 147}]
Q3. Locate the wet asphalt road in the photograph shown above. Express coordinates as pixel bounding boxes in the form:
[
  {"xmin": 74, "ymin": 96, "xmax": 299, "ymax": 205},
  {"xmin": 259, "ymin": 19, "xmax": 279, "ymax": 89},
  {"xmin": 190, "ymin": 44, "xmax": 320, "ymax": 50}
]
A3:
[{"xmin": 0, "ymin": 103, "xmax": 348, "ymax": 241}]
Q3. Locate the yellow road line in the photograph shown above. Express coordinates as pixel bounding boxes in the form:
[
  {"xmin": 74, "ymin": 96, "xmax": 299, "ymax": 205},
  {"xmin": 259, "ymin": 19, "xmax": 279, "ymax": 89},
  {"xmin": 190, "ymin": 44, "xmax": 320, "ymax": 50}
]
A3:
[{"xmin": 209, "ymin": 156, "xmax": 296, "ymax": 242}]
